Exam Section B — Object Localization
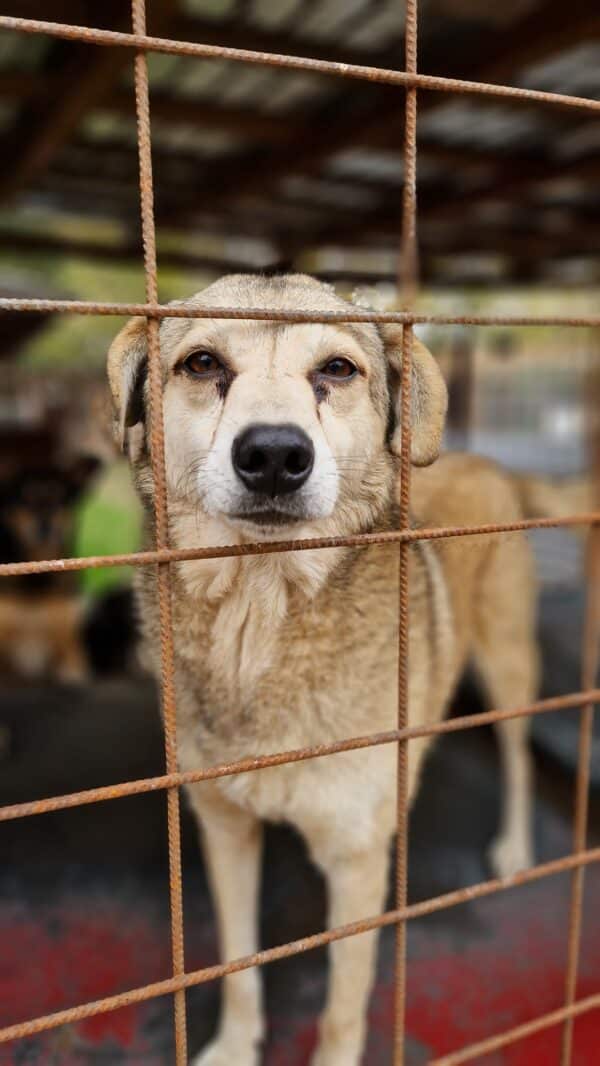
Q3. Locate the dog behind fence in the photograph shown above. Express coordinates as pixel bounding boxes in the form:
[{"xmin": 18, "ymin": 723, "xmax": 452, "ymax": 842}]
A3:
[{"xmin": 0, "ymin": 1, "xmax": 599, "ymax": 1064}]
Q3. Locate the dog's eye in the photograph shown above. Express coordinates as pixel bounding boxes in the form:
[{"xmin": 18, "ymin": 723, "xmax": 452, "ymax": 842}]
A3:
[
  {"xmin": 319, "ymin": 357, "xmax": 357, "ymax": 380},
  {"xmin": 183, "ymin": 351, "xmax": 222, "ymax": 376}
]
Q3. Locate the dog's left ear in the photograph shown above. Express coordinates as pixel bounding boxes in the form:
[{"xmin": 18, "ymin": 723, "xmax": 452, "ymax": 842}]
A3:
[
  {"xmin": 107, "ymin": 317, "xmax": 148, "ymax": 459},
  {"xmin": 381, "ymin": 324, "xmax": 448, "ymax": 466}
]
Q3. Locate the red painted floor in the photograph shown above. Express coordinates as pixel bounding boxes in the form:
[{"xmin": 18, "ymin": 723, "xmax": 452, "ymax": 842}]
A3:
[
  {"xmin": 0, "ymin": 677, "xmax": 599, "ymax": 1064},
  {"xmin": 0, "ymin": 865, "xmax": 599, "ymax": 1063}
]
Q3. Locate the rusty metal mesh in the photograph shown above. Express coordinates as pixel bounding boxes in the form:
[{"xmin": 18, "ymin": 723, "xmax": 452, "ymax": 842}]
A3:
[{"xmin": 0, "ymin": 2, "xmax": 599, "ymax": 1064}]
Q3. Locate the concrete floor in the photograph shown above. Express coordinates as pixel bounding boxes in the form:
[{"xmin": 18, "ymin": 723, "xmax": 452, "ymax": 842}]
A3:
[{"xmin": 0, "ymin": 589, "xmax": 599, "ymax": 1064}]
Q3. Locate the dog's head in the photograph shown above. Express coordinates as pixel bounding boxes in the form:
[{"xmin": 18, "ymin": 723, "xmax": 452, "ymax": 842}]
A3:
[
  {"xmin": 0, "ymin": 460, "xmax": 98, "ymax": 565},
  {"xmin": 108, "ymin": 274, "xmax": 446, "ymax": 539}
]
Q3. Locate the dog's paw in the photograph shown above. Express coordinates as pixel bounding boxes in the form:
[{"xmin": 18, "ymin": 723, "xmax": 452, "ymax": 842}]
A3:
[
  {"xmin": 311, "ymin": 1041, "xmax": 361, "ymax": 1066},
  {"xmin": 190, "ymin": 1038, "xmax": 260, "ymax": 1066},
  {"xmin": 488, "ymin": 833, "xmax": 533, "ymax": 879}
]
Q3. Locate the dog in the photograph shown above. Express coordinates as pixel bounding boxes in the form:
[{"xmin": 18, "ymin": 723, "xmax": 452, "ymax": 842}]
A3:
[
  {"xmin": 0, "ymin": 462, "xmax": 94, "ymax": 682},
  {"xmin": 108, "ymin": 273, "xmax": 539, "ymax": 1066}
]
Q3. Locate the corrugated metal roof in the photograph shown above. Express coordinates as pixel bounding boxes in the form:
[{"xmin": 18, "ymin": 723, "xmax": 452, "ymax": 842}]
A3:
[{"xmin": 0, "ymin": 0, "xmax": 598, "ymax": 287}]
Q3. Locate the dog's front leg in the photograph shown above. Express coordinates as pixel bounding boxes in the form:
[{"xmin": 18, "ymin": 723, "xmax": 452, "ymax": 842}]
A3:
[
  {"xmin": 187, "ymin": 785, "xmax": 264, "ymax": 1066},
  {"xmin": 311, "ymin": 839, "xmax": 391, "ymax": 1066}
]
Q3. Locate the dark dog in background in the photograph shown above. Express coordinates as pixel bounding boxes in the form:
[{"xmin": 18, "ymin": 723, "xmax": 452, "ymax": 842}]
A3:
[
  {"xmin": 0, "ymin": 458, "xmax": 140, "ymax": 683},
  {"xmin": 0, "ymin": 461, "xmax": 96, "ymax": 682}
]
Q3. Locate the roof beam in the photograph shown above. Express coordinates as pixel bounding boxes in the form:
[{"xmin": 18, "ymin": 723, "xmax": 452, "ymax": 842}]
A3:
[
  {"xmin": 1, "ymin": 1, "xmax": 87, "ymax": 19},
  {"xmin": 170, "ymin": 11, "xmax": 405, "ymax": 71},
  {"xmin": 4, "ymin": 204, "xmax": 600, "ymax": 267},
  {"xmin": 419, "ymin": 148, "xmax": 600, "ymax": 225},
  {"xmin": 36, "ymin": 133, "xmax": 556, "ymax": 214},
  {"xmin": 0, "ymin": 228, "xmax": 275, "ymax": 274},
  {"xmin": 0, "ymin": 71, "xmax": 297, "ymax": 143},
  {"xmin": 171, "ymin": 0, "xmax": 600, "ymax": 237},
  {"xmin": 0, "ymin": 0, "xmax": 178, "ymax": 204},
  {"xmin": 305, "ymin": 218, "xmax": 600, "ymax": 261},
  {"xmin": 28, "ymin": 132, "xmax": 600, "ymax": 262},
  {"xmin": 107, "ymin": 89, "xmax": 293, "ymax": 141},
  {"xmin": 475, "ymin": 0, "xmax": 600, "ymax": 83}
]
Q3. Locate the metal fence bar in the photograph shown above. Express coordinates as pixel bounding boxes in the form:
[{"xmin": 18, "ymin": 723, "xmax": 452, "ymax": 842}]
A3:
[
  {"xmin": 561, "ymin": 523, "xmax": 600, "ymax": 1063},
  {"xmin": 1, "ymin": 15, "xmax": 600, "ymax": 114},
  {"xmin": 1, "ymin": 513, "xmax": 599, "ymax": 579},
  {"xmin": 0, "ymin": 689, "xmax": 596, "ymax": 824},
  {"xmin": 560, "ymin": 344, "xmax": 600, "ymax": 1063},
  {"xmin": 130, "ymin": 1, "xmax": 187, "ymax": 1060},
  {"xmin": 394, "ymin": 2, "xmax": 419, "ymax": 1060},
  {"xmin": 4, "ymin": 297, "xmax": 600, "ymax": 328},
  {"xmin": 430, "ymin": 991, "xmax": 600, "ymax": 1065},
  {"xmin": 394, "ymin": 323, "xmax": 412, "ymax": 1066}
]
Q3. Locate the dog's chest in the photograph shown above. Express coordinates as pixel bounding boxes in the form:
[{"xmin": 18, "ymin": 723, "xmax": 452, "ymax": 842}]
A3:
[
  {"xmin": 171, "ymin": 564, "xmax": 399, "ymax": 810},
  {"xmin": 144, "ymin": 540, "xmax": 455, "ymax": 829},
  {"xmin": 178, "ymin": 677, "xmax": 398, "ymax": 840}
]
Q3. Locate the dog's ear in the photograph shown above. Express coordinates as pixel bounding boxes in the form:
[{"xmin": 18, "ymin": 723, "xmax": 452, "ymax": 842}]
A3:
[
  {"xmin": 107, "ymin": 317, "xmax": 148, "ymax": 459},
  {"xmin": 381, "ymin": 324, "xmax": 447, "ymax": 467}
]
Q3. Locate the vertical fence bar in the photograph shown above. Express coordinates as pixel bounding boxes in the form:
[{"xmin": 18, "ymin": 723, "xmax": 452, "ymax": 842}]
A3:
[
  {"xmin": 130, "ymin": 2, "xmax": 188, "ymax": 1063},
  {"xmin": 561, "ymin": 350, "xmax": 600, "ymax": 1065},
  {"xmin": 560, "ymin": 527, "xmax": 600, "ymax": 1065},
  {"xmin": 393, "ymin": 325, "xmax": 413, "ymax": 1066},
  {"xmin": 398, "ymin": 0, "xmax": 419, "ymax": 303},
  {"xmin": 394, "ymin": 2, "xmax": 419, "ymax": 1063}
]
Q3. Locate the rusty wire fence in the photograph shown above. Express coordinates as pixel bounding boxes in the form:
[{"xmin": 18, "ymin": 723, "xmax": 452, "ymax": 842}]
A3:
[{"xmin": 1, "ymin": 2, "xmax": 600, "ymax": 1064}]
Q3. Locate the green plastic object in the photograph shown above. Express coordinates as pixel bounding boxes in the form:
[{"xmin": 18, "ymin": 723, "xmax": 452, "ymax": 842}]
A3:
[{"xmin": 73, "ymin": 460, "xmax": 143, "ymax": 597}]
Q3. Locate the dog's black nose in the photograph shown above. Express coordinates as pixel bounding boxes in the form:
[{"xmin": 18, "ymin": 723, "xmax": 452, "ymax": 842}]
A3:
[{"xmin": 232, "ymin": 423, "xmax": 314, "ymax": 497}]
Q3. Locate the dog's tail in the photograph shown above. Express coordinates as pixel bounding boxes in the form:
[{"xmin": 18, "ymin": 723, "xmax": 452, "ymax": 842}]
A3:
[{"xmin": 513, "ymin": 473, "xmax": 595, "ymax": 527}]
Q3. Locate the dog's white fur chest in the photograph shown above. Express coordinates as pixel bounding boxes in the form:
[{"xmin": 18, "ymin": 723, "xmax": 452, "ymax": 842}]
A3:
[{"xmin": 168, "ymin": 537, "xmax": 454, "ymax": 848}]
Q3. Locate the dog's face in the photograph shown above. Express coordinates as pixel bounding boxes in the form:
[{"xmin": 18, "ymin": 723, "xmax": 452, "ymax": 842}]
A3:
[
  {"xmin": 108, "ymin": 275, "xmax": 447, "ymax": 538},
  {"xmin": 0, "ymin": 461, "xmax": 97, "ymax": 564}
]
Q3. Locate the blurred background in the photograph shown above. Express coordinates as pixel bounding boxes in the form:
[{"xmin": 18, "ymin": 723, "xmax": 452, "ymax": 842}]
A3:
[{"xmin": 1, "ymin": 1, "xmax": 600, "ymax": 1063}]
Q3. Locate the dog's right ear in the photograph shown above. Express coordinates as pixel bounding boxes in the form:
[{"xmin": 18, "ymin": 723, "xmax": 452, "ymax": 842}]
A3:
[
  {"xmin": 380, "ymin": 324, "xmax": 447, "ymax": 467},
  {"xmin": 107, "ymin": 317, "xmax": 148, "ymax": 459}
]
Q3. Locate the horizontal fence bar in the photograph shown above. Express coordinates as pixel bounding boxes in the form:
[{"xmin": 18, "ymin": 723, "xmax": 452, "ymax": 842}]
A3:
[
  {"xmin": 1, "ymin": 845, "xmax": 599, "ymax": 1047},
  {"xmin": 430, "ymin": 992, "xmax": 600, "ymax": 1065},
  {"xmin": 0, "ymin": 689, "xmax": 595, "ymax": 825},
  {"xmin": 0, "ymin": 512, "xmax": 598, "ymax": 579},
  {"xmin": 1, "ymin": 17, "xmax": 600, "ymax": 114},
  {"xmin": 3, "ymin": 297, "xmax": 600, "ymax": 328}
]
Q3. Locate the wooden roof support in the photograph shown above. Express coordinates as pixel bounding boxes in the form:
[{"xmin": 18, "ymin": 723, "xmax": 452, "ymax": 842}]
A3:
[
  {"xmin": 171, "ymin": 10, "xmax": 406, "ymax": 72},
  {"xmin": 0, "ymin": 0, "xmax": 598, "ymax": 285},
  {"xmin": 3, "ymin": 0, "xmax": 596, "ymax": 210},
  {"xmin": 3, "ymin": 208, "xmax": 600, "ymax": 269},
  {"xmin": 177, "ymin": 0, "xmax": 600, "ymax": 248},
  {"xmin": 44, "ymin": 132, "xmax": 576, "ymax": 203},
  {"xmin": 0, "ymin": 228, "xmax": 274, "ymax": 274},
  {"xmin": 1, "ymin": 1, "xmax": 87, "ymax": 19},
  {"xmin": 0, "ymin": 1, "xmax": 408, "ymax": 205},
  {"xmin": 0, "ymin": 0, "xmax": 178, "ymax": 204},
  {"xmin": 420, "ymin": 149, "xmax": 600, "ymax": 226},
  {"xmin": 0, "ymin": 71, "xmax": 301, "ymax": 144}
]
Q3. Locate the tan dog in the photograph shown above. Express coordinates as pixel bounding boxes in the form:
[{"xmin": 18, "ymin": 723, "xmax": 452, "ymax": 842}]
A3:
[
  {"xmin": 108, "ymin": 274, "xmax": 538, "ymax": 1066},
  {"xmin": 0, "ymin": 592, "xmax": 87, "ymax": 682}
]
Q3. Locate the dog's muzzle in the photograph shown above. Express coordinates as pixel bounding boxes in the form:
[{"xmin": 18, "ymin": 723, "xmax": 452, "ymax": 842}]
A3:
[{"xmin": 232, "ymin": 423, "xmax": 314, "ymax": 497}]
